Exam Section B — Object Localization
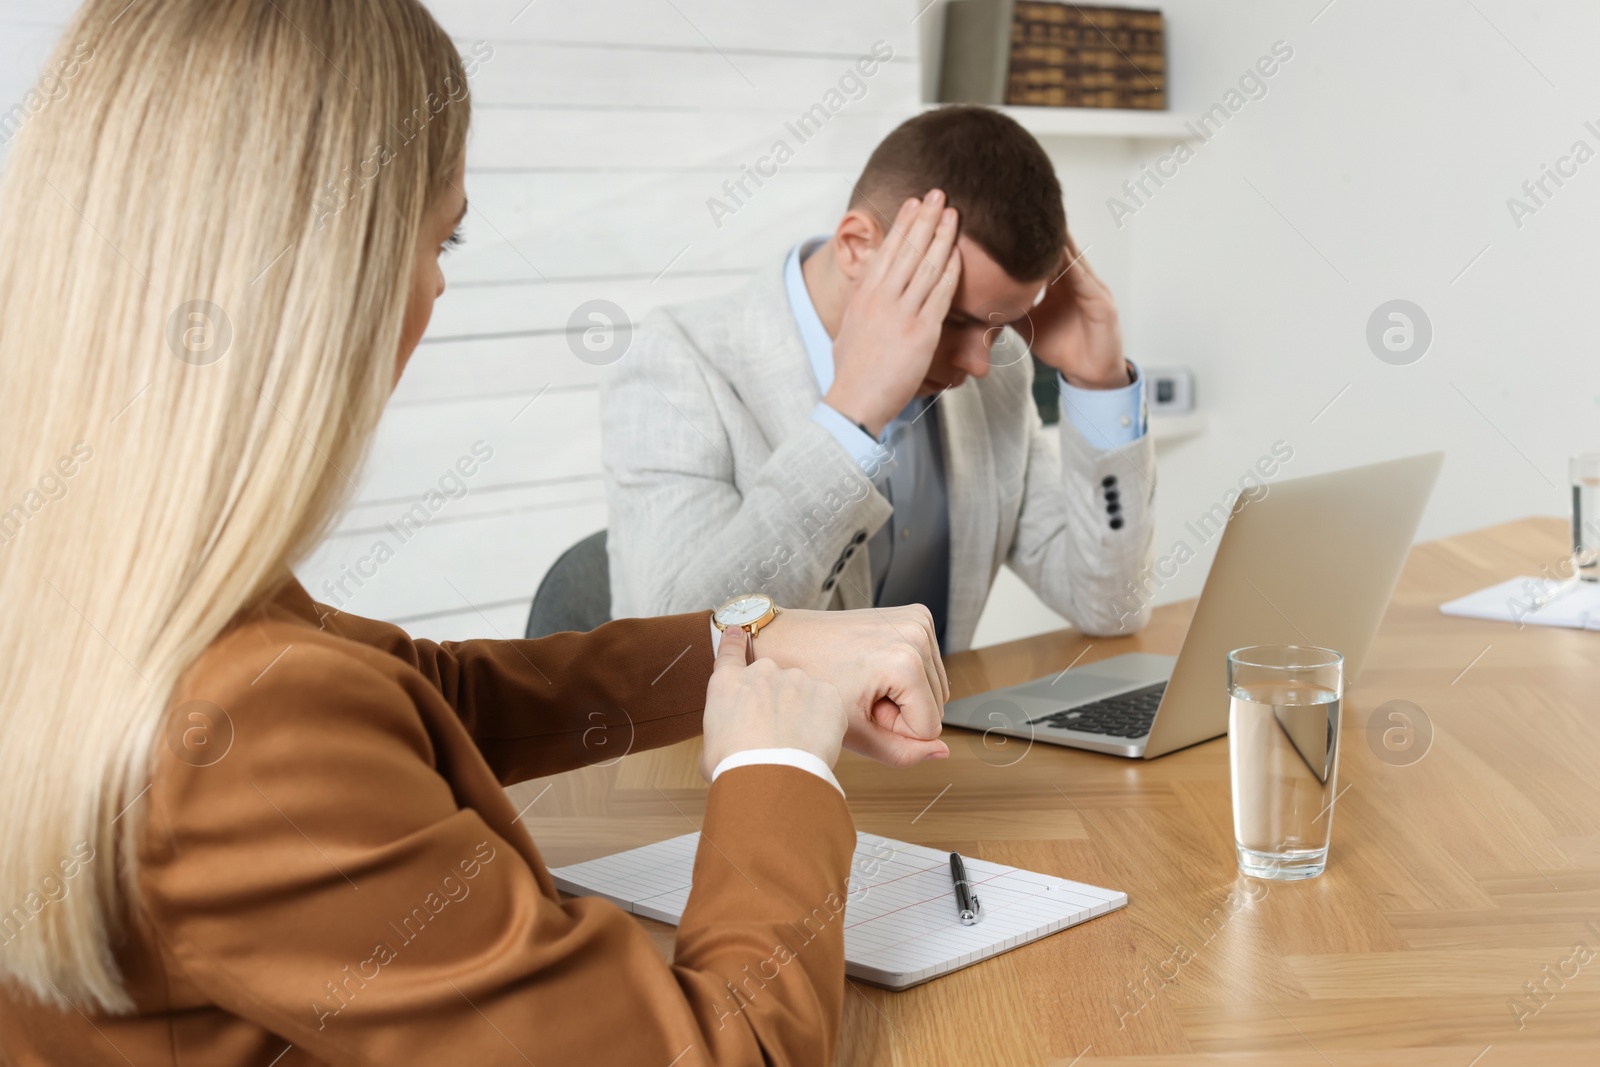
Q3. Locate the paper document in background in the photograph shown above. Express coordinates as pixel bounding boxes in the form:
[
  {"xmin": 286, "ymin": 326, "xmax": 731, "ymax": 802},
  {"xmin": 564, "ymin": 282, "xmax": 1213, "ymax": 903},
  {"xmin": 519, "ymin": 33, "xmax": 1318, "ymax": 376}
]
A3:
[{"xmin": 1440, "ymin": 577, "xmax": 1600, "ymax": 630}]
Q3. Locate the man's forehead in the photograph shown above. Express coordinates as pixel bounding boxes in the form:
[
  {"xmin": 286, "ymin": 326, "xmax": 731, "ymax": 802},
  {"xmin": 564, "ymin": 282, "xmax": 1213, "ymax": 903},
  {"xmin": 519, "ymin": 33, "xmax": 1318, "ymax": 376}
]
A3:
[{"xmin": 950, "ymin": 236, "xmax": 1051, "ymax": 320}]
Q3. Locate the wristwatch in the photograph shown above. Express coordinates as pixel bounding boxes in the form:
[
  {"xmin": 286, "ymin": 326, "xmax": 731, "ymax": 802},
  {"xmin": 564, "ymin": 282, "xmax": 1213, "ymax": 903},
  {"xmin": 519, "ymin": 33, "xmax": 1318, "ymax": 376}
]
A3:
[{"xmin": 712, "ymin": 594, "xmax": 779, "ymax": 639}]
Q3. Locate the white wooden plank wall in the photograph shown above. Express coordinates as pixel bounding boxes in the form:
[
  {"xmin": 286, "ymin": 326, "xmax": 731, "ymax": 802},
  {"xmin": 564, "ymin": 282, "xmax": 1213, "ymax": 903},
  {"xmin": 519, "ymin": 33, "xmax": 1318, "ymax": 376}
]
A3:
[{"xmin": 1, "ymin": 0, "xmax": 926, "ymax": 640}]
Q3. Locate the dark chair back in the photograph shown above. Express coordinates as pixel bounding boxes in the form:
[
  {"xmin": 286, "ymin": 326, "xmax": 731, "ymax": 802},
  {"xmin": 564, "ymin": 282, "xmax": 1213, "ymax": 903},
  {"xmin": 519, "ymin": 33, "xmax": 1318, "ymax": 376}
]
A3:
[{"xmin": 524, "ymin": 530, "xmax": 611, "ymax": 639}]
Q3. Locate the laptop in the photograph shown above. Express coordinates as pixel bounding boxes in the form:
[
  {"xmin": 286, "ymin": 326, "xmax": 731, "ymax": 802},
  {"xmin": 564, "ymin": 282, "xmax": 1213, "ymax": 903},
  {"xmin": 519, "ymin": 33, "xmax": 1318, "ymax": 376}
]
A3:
[{"xmin": 942, "ymin": 452, "xmax": 1444, "ymax": 759}]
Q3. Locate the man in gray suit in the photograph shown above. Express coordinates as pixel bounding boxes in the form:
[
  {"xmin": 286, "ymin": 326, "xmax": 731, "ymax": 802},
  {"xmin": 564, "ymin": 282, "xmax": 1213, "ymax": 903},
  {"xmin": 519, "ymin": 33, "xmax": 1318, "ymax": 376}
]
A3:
[{"xmin": 602, "ymin": 106, "xmax": 1154, "ymax": 653}]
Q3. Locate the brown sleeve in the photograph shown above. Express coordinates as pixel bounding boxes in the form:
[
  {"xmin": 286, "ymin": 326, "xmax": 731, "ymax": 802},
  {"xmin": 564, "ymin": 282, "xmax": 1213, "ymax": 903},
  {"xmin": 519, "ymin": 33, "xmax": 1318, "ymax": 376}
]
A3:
[
  {"xmin": 322, "ymin": 607, "xmax": 716, "ymax": 783},
  {"xmin": 143, "ymin": 648, "xmax": 855, "ymax": 1067}
]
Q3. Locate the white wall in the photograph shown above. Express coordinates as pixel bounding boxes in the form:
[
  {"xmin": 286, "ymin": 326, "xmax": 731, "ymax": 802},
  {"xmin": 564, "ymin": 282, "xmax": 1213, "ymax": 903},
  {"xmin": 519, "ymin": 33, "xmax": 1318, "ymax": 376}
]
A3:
[
  {"xmin": 3, "ymin": 0, "xmax": 1590, "ymax": 647},
  {"xmin": 1111, "ymin": 0, "xmax": 1598, "ymax": 625},
  {"xmin": 934, "ymin": 0, "xmax": 1599, "ymax": 646}
]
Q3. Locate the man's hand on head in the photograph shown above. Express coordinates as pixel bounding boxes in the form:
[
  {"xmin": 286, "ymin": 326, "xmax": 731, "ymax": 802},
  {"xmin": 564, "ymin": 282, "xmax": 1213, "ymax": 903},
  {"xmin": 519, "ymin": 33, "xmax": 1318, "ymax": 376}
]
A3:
[
  {"xmin": 1027, "ymin": 230, "xmax": 1131, "ymax": 390},
  {"xmin": 824, "ymin": 192, "xmax": 962, "ymax": 438}
]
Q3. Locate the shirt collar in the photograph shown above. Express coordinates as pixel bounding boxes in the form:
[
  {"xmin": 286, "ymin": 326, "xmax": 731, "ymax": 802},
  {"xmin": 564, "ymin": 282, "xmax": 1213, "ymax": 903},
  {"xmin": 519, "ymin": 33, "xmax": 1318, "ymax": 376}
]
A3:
[{"xmin": 783, "ymin": 237, "xmax": 836, "ymax": 395}]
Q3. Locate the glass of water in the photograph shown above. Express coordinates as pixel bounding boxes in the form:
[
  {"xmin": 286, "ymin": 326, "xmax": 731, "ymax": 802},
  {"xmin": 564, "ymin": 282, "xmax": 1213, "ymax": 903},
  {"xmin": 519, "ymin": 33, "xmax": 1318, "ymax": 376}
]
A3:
[
  {"xmin": 1228, "ymin": 645, "xmax": 1344, "ymax": 880},
  {"xmin": 1573, "ymin": 454, "xmax": 1600, "ymax": 582}
]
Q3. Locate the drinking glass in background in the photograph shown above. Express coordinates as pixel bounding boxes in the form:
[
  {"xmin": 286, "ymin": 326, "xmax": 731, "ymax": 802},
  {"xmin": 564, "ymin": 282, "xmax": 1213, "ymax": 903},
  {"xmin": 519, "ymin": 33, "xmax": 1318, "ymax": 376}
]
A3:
[
  {"xmin": 1228, "ymin": 645, "xmax": 1344, "ymax": 880},
  {"xmin": 1573, "ymin": 454, "xmax": 1600, "ymax": 583}
]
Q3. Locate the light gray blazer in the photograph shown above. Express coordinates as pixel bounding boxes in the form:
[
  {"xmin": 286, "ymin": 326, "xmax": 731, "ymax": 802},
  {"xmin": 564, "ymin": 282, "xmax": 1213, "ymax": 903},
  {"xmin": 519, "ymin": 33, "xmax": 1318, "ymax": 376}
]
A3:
[{"xmin": 599, "ymin": 259, "xmax": 1156, "ymax": 653}]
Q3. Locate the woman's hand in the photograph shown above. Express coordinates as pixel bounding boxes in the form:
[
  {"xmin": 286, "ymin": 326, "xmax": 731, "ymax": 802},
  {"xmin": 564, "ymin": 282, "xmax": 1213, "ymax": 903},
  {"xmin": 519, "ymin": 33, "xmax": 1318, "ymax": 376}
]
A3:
[
  {"xmin": 752, "ymin": 604, "xmax": 951, "ymax": 767},
  {"xmin": 700, "ymin": 628, "xmax": 849, "ymax": 781}
]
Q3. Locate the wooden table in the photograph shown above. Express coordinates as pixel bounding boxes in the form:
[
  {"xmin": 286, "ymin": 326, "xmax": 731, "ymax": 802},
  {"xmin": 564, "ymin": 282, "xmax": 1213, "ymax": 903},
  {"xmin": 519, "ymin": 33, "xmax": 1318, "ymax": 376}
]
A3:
[{"xmin": 514, "ymin": 518, "xmax": 1600, "ymax": 1066}]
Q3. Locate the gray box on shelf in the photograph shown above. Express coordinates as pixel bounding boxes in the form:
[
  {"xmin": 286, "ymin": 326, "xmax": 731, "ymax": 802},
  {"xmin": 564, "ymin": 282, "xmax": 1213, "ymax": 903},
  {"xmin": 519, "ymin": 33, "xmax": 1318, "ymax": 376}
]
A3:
[{"xmin": 938, "ymin": 0, "xmax": 1016, "ymax": 105}]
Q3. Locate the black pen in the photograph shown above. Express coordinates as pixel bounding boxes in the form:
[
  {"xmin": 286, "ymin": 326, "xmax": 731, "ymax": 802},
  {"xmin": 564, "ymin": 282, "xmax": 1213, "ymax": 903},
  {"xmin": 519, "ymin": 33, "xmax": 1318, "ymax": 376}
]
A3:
[{"xmin": 949, "ymin": 851, "xmax": 981, "ymax": 925}]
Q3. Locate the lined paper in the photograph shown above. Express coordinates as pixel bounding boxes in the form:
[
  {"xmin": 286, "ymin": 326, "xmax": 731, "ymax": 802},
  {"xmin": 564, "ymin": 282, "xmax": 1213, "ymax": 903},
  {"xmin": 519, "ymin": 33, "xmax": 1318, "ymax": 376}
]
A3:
[{"xmin": 551, "ymin": 831, "xmax": 1127, "ymax": 990}]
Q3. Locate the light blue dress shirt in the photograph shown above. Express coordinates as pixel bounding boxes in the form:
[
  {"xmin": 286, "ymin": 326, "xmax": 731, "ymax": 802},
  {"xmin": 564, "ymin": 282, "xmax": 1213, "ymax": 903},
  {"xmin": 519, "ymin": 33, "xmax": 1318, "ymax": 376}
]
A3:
[{"xmin": 784, "ymin": 239, "xmax": 1147, "ymax": 644}]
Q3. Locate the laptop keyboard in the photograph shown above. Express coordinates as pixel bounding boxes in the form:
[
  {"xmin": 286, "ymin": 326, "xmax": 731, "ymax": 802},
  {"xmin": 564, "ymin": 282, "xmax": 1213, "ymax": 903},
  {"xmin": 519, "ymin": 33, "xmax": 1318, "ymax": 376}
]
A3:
[{"xmin": 1030, "ymin": 681, "xmax": 1167, "ymax": 739}]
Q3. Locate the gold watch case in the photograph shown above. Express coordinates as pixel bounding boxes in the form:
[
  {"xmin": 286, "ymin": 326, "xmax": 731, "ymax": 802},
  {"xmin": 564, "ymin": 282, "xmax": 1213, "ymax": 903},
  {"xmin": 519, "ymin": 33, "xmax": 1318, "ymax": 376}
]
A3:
[{"xmin": 712, "ymin": 594, "xmax": 779, "ymax": 638}]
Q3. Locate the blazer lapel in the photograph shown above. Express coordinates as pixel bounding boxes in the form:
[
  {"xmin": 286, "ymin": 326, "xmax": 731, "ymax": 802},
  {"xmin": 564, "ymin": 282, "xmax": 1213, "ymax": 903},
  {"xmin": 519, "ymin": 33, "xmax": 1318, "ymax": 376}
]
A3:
[
  {"xmin": 938, "ymin": 383, "xmax": 998, "ymax": 651},
  {"xmin": 730, "ymin": 261, "xmax": 826, "ymax": 444},
  {"xmin": 733, "ymin": 261, "xmax": 874, "ymax": 612}
]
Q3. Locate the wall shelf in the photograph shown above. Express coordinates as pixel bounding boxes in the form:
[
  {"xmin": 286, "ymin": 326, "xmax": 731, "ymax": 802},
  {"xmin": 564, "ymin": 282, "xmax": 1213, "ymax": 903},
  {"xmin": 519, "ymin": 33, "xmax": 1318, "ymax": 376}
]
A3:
[
  {"xmin": 982, "ymin": 106, "xmax": 1194, "ymax": 141},
  {"xmin": 1150, "ymin": 411, "xmax": 1206, "ymax": 443}
]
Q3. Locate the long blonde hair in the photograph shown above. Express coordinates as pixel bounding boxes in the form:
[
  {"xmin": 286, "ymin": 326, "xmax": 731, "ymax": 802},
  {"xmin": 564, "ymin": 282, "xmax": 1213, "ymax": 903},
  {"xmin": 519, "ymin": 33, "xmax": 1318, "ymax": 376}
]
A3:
[{"xmin": 0, "ymin": 0, "xmax": 469, "ymax": 1011}]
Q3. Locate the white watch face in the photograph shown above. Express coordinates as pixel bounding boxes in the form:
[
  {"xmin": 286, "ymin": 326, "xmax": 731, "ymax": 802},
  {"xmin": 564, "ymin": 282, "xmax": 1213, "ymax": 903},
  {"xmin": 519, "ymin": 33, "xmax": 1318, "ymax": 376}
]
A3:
[{"xmin": 716, "ymin": 595, "xmax": 772, "ymax": 628}]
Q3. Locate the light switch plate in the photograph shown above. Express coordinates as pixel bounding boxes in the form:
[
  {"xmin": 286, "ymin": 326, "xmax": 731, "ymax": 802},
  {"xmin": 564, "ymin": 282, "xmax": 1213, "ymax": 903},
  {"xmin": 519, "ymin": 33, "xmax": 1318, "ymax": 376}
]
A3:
[{"xmin": 1144, "ymin": 366, "xmax": 1194, "ymax": 413}]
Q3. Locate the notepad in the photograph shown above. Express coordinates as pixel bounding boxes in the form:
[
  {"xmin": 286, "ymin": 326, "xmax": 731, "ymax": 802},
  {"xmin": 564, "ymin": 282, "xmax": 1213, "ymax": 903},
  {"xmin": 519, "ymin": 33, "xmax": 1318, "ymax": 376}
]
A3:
[
  {"xmin": 1440, "ymin": 576, "xmax": 1600, "ymax": 630},
  {"xmin": 549, "ymin": 831, "xmax": 1127, "ymax": 990}
]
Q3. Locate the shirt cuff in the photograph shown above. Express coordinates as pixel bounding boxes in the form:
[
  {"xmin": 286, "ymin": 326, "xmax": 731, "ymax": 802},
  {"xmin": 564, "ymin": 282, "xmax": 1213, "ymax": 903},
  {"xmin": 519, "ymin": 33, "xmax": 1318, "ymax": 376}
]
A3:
[
  {"xmin": 1058, "ymin": 360, "xmax": 1148, "ymax": 450},
  {"xmin": 810, "ymin": 402, "xmax": 888, "ymax": 475},
  {"xmin": 709, "ymin": 615, "xmax": 722, "ymax": 656},
  {"xmin": 711, "ymin": 747, "xmax": 845, "ymax": 797}
]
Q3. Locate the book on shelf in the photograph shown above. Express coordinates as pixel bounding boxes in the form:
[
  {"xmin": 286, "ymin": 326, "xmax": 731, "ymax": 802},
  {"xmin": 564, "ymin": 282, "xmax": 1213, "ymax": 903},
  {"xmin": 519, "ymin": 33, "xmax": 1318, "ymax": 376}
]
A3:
[{"xmin": 938, "ymin": 0, "xmax": 1167, "ymax": 111}]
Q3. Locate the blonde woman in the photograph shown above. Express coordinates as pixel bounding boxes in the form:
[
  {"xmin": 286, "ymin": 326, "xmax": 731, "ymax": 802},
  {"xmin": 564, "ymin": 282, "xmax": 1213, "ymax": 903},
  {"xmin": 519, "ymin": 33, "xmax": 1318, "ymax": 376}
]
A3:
[{"xmin": 0, "ymin": 2, "xmax": 951, "ymax": 1063}]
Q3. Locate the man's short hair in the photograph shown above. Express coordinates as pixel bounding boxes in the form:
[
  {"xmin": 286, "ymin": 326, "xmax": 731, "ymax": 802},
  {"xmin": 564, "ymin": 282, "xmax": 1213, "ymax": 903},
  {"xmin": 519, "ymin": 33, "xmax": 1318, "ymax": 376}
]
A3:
[{"xmin": 848, "ymin": 106, "xmax": 1066, "ymax": 282}]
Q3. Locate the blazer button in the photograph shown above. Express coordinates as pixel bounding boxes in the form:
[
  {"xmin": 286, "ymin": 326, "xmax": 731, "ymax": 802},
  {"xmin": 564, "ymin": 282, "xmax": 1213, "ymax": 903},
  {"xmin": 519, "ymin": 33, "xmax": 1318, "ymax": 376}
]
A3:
[
  {"xmin": 843, "ymin": 545, "xmax": 856, "ymax": 560},
  {"xmin": 1107, "ymin": 501, "xmax": 1121, "ymax": 515},
  {"xmin": 1110, "ymin": 516, "xmax": 1124, "ymax": 530},
  {"xmin": 1102, "ymin": 475, "xmax": 1117, "ymax": 488},
  {"xmin": 1105, "ymin": 489, "xmax": 1120, "ymax": 503},
  {"xmin": 831, "ymin": 558, "xmax": 845, "ymax": 575},
  {"xmin": 823, "ymin": 577, "xmax": 836, "ymax": 592},
  {"xmin": 852, "ymin": 530, "xmax": 867, "ymax": 545}
]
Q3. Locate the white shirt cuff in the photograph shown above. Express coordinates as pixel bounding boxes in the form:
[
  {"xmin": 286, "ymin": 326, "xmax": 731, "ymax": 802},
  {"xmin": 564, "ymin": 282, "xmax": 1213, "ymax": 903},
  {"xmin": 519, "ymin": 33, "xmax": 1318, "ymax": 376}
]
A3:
[
  {"xmin": 709, "ymin": 615, "xmax": 722, "ymax": 656},
  {"xmin": 711, "ymin": 747, "xmax": 845, "ymax": 797},
  {"xmin": 1058, "ymin": 360, "xmax": 1148, "ymax": 449}
]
